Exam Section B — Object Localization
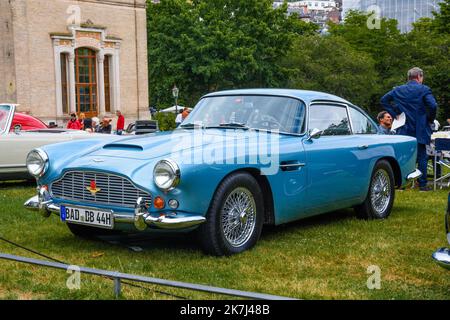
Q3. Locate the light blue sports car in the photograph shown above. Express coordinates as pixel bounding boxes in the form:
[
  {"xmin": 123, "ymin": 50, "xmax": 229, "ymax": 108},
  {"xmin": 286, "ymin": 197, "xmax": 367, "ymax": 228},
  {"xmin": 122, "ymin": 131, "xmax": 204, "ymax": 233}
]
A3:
[{"xmin": 24, "ymin": 89, "xmax": 421, "ymax": 256}]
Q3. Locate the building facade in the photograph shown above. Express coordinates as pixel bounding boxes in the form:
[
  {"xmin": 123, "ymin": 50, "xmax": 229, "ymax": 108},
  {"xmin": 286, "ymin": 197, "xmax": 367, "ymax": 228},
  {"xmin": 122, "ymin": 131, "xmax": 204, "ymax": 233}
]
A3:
[
  {"xmin": 343, "ymin": 0, "xmax": 441, "ymax": 33},
  {"xmin": 0, "ymin": 0, "xmax": 149, "ymax": 126}
]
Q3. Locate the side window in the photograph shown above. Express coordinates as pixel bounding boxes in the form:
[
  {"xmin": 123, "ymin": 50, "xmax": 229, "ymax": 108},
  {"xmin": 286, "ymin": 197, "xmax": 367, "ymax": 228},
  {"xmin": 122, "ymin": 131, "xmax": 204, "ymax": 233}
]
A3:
[
  {"xmin": 309, "ymin": 104, "xmax": 351, "ymax": 136},
  {"xmin": 349, "ymin": 107, "xmax": 377, "ymax": 134}
]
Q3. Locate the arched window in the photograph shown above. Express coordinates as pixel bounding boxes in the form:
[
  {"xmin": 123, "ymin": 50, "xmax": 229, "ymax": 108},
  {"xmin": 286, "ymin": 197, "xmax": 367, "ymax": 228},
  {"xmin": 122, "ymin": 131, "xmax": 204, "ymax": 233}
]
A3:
[{"xmin": 75, "ymin": 48, "xmax": 97, "ymax": 116}]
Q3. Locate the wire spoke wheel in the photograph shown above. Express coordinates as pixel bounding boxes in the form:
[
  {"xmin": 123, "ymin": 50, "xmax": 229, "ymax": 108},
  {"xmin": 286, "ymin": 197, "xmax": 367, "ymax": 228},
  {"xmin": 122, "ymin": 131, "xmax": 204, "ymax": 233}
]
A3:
[
  {"xmin": 221, "ymin": 187, "xmax": 257, "ymax": 248},
  {"xmin": 370, "ymin": 169, "xmax": 391, "ymax": 216}
]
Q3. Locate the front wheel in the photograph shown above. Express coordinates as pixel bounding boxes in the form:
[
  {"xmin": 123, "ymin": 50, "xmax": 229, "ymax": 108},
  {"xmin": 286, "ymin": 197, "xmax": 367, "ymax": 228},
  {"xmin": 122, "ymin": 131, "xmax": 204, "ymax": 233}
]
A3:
[
  {"xmin": 198, "ymin": 172, "xmax": 264, "ymax": 256},
  {"xmin": 355, "ymin": 160, "xmax": 395, "ymax": 220}
]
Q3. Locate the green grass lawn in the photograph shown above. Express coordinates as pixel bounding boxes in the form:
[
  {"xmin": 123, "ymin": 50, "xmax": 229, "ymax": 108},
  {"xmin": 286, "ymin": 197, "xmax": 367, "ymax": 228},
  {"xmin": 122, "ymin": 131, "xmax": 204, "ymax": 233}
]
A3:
[{"xmin": 0, "ymin": 180, "xmax": 449, "ymax": 300}]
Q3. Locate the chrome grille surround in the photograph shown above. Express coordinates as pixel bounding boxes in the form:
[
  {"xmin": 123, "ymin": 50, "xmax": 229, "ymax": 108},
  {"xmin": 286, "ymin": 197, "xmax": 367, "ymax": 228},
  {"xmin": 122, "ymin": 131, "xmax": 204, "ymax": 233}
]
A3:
[{"xmin": 50, "ymin": 171, "xmax": 152, "ymax": 208}]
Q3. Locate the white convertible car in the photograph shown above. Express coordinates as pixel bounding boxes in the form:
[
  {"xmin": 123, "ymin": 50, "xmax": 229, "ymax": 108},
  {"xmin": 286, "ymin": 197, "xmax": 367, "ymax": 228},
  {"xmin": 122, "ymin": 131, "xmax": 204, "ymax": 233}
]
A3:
[{"xmin": 0, "ymin": 103, "xmax": 116, "ymax": 180}]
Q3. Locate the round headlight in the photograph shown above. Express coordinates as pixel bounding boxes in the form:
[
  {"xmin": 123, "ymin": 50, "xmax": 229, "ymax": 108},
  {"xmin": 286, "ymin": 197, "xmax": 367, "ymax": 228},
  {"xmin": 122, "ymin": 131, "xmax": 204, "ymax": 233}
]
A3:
[
  {"xmin": 26, "ymin": 149, "xmax": 49, "ymax": 178},
  {"xmin": 153, "ymin": 159, "xmax": 180, "ymax": 191}
]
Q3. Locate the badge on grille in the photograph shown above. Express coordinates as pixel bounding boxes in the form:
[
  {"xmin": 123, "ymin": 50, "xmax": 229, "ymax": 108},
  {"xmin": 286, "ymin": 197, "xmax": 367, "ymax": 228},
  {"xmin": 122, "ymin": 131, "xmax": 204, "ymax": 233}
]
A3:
[{"xmin": 86, "ymin": 180, "xmax": 101, "ymax": 195}]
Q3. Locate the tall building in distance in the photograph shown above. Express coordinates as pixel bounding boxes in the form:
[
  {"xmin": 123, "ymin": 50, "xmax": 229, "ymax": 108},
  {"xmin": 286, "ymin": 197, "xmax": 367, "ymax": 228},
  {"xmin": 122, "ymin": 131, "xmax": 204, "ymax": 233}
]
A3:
[
  {"xmin": 273, "ymin": 1, "xmax": 340, "ymax": 29},
  {"xmin": 342, "ymin": 0, "xmax": 442, "ymax": 33}
]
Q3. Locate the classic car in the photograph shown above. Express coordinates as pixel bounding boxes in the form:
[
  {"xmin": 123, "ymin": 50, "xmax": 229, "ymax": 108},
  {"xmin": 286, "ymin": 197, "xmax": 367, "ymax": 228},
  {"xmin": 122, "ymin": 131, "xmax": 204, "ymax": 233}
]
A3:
[
  {"xmin": 10, "ymin": 110, "xmax": 49, "ymax": 131},
  {"xmin": 24, "ymin": 89, "xmax": 421, "ymax": 256},
  {"xmin": 0, "ymin": 104, "xmax": 117, "ymax": 180},
  {"xmin": 432, "ymin": 194, "xmax": 450, "ymax": 270}
]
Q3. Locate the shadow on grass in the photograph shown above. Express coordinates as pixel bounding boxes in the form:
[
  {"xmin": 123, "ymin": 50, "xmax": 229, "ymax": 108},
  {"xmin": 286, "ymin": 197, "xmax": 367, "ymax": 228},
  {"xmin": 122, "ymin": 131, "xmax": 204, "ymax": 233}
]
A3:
[
  {"xmin": 0, "ymin": 180, "xmax": 34, "ymax": 189},
  {"xmin": 261, "ymin": 209, "xmax": 356, "ymax": 240},
  {"xmin": 48, "ymin": 209, "xmax": 357, "ymax": 255}
]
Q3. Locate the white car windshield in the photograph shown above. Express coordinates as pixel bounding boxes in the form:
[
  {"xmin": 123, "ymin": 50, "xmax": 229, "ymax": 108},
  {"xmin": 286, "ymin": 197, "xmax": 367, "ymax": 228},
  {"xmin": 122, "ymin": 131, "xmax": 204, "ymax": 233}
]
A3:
[
  {"xmin": 181, "ymin": 95, "xmax": 306, "ymax": 134},
  {"xmin": 0, "ymin": 105, "xmax": 12, "ymax": 133}
]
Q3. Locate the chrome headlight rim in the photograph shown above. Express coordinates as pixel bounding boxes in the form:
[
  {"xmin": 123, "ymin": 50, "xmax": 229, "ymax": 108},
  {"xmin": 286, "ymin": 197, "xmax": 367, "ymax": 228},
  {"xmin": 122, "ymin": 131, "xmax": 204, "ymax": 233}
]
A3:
[
  {"xmin": 153, "ymin": 159, "xmax": 181, "ymax": 191},
  {"xmin": 26, "ymin": 148, "xmax": 49, "ymax": 178}
]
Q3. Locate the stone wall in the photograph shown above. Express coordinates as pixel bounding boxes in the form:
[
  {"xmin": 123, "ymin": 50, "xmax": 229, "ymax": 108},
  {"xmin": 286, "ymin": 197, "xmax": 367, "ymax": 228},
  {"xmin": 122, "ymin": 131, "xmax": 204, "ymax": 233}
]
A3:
[
  {"xmin": 0, "ymin": 1, "xmax": 17, "ymax": 104},
  {"xmin": 2, "ymin": 0, "xmax": 149, "ymax": 125}
]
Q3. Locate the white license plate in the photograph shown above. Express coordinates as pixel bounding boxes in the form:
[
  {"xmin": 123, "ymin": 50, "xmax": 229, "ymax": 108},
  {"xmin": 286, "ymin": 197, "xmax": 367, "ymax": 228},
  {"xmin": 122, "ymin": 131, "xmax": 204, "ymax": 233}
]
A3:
[{"xmin": 61, "ymin": 205, "xmax": 114, "ymax": 229}]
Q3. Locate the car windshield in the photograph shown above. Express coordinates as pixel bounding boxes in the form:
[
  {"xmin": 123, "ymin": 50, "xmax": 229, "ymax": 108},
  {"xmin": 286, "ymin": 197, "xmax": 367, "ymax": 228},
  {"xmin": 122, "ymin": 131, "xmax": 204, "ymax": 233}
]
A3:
[
  {"xmin": 181, "ymin": 95, "xmax": 306, "ymax": 134},
  {"xmin": 0, "ymin": 105, "xmax": 12, "ymax": 133}
]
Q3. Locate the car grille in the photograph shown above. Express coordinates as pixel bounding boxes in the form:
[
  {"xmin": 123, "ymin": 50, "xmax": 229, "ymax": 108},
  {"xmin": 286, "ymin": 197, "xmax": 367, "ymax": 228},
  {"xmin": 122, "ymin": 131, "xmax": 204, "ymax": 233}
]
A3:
[{"xmin": 50, "ymin": 171, "xmax": 152, "ymax": 208}]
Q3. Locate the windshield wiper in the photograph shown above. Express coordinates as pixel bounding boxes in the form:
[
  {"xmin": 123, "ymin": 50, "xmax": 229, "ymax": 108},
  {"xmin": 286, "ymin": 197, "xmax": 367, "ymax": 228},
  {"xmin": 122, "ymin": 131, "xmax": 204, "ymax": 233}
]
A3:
[
  {"xmin": 179, "ymin": 123, "xmax": 205, "ymax": 129},
  {"xmin": 207, "ymin": 122, "xmax": 250, "ymax": 130}
]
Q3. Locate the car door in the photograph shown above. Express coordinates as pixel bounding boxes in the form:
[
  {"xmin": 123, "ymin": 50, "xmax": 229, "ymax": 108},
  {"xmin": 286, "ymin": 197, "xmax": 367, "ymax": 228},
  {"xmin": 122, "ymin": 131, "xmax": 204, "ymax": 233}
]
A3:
[{"xmin": 302, "ymin": 102, "xmax": 373, "ymax": 214}]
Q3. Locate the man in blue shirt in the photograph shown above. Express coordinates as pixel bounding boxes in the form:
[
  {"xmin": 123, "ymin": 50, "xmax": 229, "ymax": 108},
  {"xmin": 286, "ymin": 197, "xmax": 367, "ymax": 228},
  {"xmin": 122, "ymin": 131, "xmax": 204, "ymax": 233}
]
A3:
[
  {"xmin": 381, "ymin": 67, "xmax": 438, "ymax": 191},
  {"xmin": 377, "ymin": 111, "xmax": 394, "ymax": 135}
]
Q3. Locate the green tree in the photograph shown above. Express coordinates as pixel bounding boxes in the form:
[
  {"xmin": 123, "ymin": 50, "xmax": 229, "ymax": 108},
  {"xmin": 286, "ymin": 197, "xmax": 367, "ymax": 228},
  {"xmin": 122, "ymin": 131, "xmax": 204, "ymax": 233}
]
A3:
[
  {"xmin": 147, "ymin": 0, "xmax": 316, "ymax": 108},
  {"xmin": 284, "ymin": 35, "xmax": 379, "ymax": 111},
  {"xmin": 432, "ymin": 0, "xmax": 450, "ymax": 34}
]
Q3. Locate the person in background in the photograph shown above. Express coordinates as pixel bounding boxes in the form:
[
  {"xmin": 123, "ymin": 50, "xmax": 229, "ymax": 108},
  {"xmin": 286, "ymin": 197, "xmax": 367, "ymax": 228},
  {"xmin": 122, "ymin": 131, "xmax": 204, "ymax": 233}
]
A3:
[
  {"xmin": 181, "ymin": 108, "xmax": 190, "ymax": 122},
  {"xmin": 377, "ymin": 111, "xmax": 394, "ymax": 135},
  {"xmin": 97, "ymin": 117, "xmax": 112, "ymax": 134},
  {"xmin": 67, "ymin": 113, "xmax": 82, "ymax": 130},
  {"xmin": 78, "ymin": 112, "xmax": 86, "ymax": 130},
  {"xmin": 90, "ymin": 117, "xmax": 100, "ymax": 133},
  {"xmin": 175, "ymin": 109, "xmax": 183, "ymax": 127},
  {"xmin": 115, "ymin": 110, "xmax": 125, "ymax": 135},
  {"xmin": 381, "ymin": 67, "xmax": 438, "ymax": 192}
]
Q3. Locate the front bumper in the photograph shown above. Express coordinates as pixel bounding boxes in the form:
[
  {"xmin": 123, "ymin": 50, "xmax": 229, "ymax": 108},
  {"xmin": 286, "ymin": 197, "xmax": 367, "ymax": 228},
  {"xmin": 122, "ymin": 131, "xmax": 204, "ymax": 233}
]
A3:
[
  {"xmin": 24, "ymin": 188, "xmax": 206, "ymax": 231},
  {"xmin": 432, "ymin": 248, "xmax": 450, "ymax": 270}
]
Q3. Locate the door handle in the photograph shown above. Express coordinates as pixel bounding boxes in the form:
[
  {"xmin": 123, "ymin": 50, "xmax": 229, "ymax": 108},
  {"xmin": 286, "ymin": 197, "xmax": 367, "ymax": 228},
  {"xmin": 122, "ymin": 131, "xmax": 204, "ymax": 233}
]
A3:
[
  {"xmin": 358, "ymin": 145, "xmax": 369, "ymax": 150},
  {"xmin": 280, "ymin": 162, "xmax": 306, "ymax": 171}
]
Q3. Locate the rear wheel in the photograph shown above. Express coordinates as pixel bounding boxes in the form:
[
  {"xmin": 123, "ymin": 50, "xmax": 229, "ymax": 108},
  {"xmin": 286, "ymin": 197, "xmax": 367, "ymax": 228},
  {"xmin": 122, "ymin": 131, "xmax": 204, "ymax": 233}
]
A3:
[
  {"xmin": 198, "ymin": 172, "xmax": 264, "ymax": 256},
  {"xmin": 67, "ymin": 223, "xmax": 121, "ymax": 239},
  {"xmin": 355, "ymin": 160, "xmax": 395, "ymax": 220}
]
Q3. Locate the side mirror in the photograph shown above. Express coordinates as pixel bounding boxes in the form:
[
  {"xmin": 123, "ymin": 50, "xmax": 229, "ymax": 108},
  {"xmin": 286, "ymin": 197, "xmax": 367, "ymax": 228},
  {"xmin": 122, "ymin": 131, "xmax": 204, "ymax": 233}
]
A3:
[
  {"xmin": 307, "ymin": 128, "xmax": 323, "ymax": 141},
  {"xmin": 14, "ymin": 124, "xmax": 22, "ymax": 134}
]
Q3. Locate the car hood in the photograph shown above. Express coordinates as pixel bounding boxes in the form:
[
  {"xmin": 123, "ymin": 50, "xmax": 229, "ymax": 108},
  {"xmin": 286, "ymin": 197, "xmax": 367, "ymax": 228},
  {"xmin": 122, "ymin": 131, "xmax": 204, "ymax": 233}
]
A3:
[{"xmin": 69, "ymin": 129, "xmax": 249, "ymax": 162}]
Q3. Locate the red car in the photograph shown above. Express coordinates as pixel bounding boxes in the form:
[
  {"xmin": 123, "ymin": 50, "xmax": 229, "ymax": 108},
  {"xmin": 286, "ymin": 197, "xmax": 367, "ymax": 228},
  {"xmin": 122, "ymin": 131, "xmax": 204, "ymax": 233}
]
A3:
[{"xmin": 10, "ymin": 112, "xmax": 48, "ymax": 131}]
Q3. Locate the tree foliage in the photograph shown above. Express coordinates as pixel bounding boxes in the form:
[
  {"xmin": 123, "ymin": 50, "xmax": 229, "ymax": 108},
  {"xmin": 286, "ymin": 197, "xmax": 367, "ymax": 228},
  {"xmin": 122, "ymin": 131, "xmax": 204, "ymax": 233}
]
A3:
[
  {"xmin": 147, "ymin": 1, "xmax": 449, "ymax": 120},
  {"xmin": 283, "ymin": 36, "xmax": 379, "ymax": 109},
  {"xmin": 147, "ymin": 0, "xmax": 316, "ymax": 108}
]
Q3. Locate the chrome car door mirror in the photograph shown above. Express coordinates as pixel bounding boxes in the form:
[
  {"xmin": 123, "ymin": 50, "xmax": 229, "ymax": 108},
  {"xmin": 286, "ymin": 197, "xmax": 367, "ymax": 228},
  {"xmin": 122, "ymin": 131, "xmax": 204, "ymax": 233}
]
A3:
[
  {"xmin": 307, "ymin": 128, "xmax": 323, "ymax": 141},
  {"xmin": 14, "ymin": 124, "xmax": 22, "ymax": 134}
]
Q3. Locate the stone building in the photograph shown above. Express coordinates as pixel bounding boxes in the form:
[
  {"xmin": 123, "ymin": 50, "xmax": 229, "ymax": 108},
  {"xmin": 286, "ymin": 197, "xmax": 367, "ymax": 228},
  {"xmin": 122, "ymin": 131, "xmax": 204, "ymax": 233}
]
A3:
[{"xmin": 0, "ymin": 0, "xmax": 149, "ymax": 126}]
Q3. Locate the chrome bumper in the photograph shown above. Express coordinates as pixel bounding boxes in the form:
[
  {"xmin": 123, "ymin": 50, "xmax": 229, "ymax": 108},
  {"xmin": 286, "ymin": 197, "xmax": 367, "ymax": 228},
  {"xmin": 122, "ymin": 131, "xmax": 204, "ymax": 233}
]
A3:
[
  {"xmin": 407, "ymin": 169, "xmax": 422, "ymax": 180},
  {"xmin": 432, "ymin": 248, "xmax": 450, "ymax": 270},
  {"xmin": 24, "ymin": 188, "xmax": 206, "ymax": 231}
]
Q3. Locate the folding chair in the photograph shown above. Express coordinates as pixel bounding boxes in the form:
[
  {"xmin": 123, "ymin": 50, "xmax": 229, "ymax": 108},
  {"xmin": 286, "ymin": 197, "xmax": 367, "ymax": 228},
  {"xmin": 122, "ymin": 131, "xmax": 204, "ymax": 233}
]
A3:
[{"xmin": 433, "ymin": 138, "xmax": 450, "ymax": 190}]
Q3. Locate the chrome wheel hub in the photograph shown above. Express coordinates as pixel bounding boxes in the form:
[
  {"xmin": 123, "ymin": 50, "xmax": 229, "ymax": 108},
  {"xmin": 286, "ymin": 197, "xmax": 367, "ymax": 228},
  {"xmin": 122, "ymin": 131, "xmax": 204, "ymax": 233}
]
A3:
[
  {"xmin": 221, "ymin": 187, "xmax": 256, "ymax": 248},
  {"xmin": 370, "ymin": 169, "xmax": 391, "ymax": 215}
]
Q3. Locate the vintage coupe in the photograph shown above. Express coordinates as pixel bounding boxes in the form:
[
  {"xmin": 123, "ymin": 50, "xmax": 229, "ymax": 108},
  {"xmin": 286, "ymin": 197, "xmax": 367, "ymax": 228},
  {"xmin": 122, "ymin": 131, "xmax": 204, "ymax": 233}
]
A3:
[
  {"xmin": 0, "ymin": 104, "xmax": 115, "ymax": 180},
  {"xmin": 24, "ymin": 89, "xmax": 421, "ymax": 256}
]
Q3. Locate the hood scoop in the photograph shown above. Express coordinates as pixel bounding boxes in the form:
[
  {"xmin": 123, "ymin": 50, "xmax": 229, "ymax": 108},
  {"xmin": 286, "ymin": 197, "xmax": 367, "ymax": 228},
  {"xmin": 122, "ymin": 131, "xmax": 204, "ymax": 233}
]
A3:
[{"xmin": 103, "ymin": 143, "xmax": 144, "ymax": 151}]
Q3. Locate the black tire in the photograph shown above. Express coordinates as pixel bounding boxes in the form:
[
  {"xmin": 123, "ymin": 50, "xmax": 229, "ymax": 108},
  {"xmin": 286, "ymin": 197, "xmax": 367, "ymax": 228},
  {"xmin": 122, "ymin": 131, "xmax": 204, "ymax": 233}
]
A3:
[
  {"xmin": 67, "ymin": 223, "xmax": 121, "ymax": 239},
  {"xmin": 198, "ymin": 172, "xmax": 264, "ymax": 256},
  {"xmin": 355, "ymin": 160, "xmax": 395, "ymax": 220}
]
